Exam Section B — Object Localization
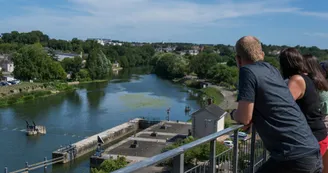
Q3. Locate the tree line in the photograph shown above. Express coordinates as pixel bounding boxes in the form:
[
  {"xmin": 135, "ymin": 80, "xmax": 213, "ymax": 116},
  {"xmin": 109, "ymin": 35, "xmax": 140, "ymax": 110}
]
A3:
[
  {"xmin": 0, "ymin": 31, "xmax": 156, "ymax": 81},
  {"xmin": 1, "ymin": 30, "xmax": 328, "ymax": 84}
]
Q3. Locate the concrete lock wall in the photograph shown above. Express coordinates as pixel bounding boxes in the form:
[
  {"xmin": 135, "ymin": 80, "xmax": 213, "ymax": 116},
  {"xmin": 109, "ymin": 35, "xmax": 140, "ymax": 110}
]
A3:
[{"xmin": 53, "ymin": 118, "xmax": 141, "ymax": 163}]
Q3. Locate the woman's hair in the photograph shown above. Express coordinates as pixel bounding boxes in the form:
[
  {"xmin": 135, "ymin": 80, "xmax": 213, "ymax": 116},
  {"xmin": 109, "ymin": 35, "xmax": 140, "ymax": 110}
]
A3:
[
  {"xmin": 279, "ymin": 48, "xmax": 307, "ymax": 79},
  {"xmin": 303, "ymin": 54, "xmax": 328, "ymax": 91}
]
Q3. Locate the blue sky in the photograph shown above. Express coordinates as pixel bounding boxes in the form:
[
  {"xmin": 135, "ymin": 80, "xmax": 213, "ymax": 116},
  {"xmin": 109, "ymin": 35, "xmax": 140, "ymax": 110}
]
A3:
[{"xmin": 0, "ymin": 0, "xmax": 328, "ymax": 48}]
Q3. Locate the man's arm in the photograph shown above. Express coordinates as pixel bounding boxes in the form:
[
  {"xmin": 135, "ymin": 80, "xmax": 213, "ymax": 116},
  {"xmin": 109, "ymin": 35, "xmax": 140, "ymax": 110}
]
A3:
[
  {"xmin": 232, "ymin": 101, "xmax": 254, "ymax": 125},
  {"xmin": 232, "ymin": 67, "xmax": 256, "ymax": 125}
]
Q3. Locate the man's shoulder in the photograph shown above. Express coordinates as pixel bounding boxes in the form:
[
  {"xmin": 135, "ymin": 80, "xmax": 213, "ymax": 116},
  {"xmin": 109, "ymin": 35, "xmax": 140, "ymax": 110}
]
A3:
[{"xmin": 242, "ymin": 61, "xmax": 279, "ymax": 75}]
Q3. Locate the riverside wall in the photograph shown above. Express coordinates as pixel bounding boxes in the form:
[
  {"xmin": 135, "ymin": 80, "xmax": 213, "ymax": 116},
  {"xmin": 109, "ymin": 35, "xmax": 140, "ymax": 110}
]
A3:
[{"xmin": 52, "ymin": 118, "xmax": 143, "ymax": 163}]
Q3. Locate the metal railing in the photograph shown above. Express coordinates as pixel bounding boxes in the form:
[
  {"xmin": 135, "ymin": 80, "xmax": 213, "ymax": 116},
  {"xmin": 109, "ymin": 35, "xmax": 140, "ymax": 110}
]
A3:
[
  {"xmin": 113, "ymin": 124, "xmax": 268, "ymax": 173},
  {"xmin": 4, "ymin": 156, "xmax": 64, "ymax": 173}
]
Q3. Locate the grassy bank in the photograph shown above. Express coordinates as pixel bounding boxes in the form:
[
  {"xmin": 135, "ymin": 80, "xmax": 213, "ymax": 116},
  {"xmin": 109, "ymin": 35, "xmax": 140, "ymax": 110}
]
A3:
[
  {"xmin": 0, "ymin": 82, "xmax": 74, "ymax": 107},
  {"xmin": 78, "ymin": 79, "xmax": 108, "ymax": 84},
  {"xmin": 199, "ymin": 87, "xmax": 224, "ymax": 105},
  {"xmin": 0, "ymin": 90, "xmax": 52, "ymax": 107}
]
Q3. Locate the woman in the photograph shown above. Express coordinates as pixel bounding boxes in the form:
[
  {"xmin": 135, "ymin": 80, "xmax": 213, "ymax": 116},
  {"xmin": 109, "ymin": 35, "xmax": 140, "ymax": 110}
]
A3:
[
  {"xmin": 279, "ymin": 48, "xmax": 328, "ymax": 157},
  {"xmin": 312, "ymin": 59, "xmax": 328, "ymax": 173}
]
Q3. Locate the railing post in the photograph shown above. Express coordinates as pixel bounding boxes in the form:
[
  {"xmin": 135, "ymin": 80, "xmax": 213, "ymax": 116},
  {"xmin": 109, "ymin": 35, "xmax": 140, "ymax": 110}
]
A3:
[
  {"xmin": 4, "ymin": 167, "xmax": 7, "ymax": 173},
  {"xmin": 263, "ymin": 149, "xmax": 267, "ymax": 162},
  {"xmin": 44, "ymin": 157, "xmax": 47, "ymax": 172},
  {"xmin": 172, "ymin": 153, "xmax": 184, "ymax": 173},
  {"xmin": 232, "ymin": 129, "xmax": 239, "ymax": 173},
  {"xmin": 249, "ymin": 125, "xmax": 257, "ymax": 173},
  {"xmin": 25, "ymin": 162, "xmax": 29, "ymax": 172},
  {"xmin": 209, "ymin": 139, "xmax": 216, "ymax": 173}
]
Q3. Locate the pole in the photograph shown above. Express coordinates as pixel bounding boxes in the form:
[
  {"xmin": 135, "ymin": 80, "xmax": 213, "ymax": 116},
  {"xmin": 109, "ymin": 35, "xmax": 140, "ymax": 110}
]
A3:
[
  {"xmin": 4, "ymin": 167, "xmax": 7, "ymax": 173},
  {"xmin": 25, "ymin": 162, "xmax": 29, "ymax": 172},
  {"xmin": 44, "ymin": 157, "xmax": 47, "ymax": 172}
]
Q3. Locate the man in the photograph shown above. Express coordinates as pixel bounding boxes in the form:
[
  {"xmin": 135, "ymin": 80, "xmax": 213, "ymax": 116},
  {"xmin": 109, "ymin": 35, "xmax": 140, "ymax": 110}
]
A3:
[{"xmin": 231, "ymin": 36, "xmax": 322, "ymax": 172}]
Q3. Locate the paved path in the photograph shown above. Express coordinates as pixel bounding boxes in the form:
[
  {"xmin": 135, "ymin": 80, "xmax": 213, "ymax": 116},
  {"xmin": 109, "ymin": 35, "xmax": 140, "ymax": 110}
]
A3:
[{"xmin": 209, "ymin": 84, "xmax": 238, "ymax": 110}]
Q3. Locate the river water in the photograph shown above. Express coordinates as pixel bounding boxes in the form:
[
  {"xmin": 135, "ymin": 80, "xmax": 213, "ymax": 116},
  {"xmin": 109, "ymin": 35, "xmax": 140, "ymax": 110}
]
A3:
[{"xmin": 0, "ymin": 68, "xmax": 201, "ymax": 173}]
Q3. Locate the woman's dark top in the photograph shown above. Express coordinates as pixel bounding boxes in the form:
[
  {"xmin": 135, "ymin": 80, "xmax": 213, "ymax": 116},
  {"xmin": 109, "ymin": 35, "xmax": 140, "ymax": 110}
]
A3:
[{"xmin": 296, "ymin": 74, "xmax": 327, "ymax": 141}]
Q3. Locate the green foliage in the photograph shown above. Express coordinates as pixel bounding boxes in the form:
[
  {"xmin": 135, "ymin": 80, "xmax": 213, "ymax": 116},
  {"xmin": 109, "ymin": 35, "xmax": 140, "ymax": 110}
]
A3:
[
  {"xmin": 0, "ymin": 90, "xmax": 52, "ymax": 107},
  {"xmin": 190, "ymin": 52, "xmax": 218, "ymax": 78},
  {"xmin": 12, "ymin": 44, "xmax": 66, "ymax": 81},
  {"xmin": 200, "ymin": 87, "xmax": 224, "ymax": 105},
  {"xmin": 264, "ymin": 56, "xmax": 279, "ymax": 69},
  {"xmin": 0, "ymin": 70, "xmax": 3, "ymax": 78},
  {"xmin": 76, "ymin": 69, "xmax": 91, "ymax": 81},
  {"xmin": 162, "ymin": 136, "xmax": 229, "ymax": 165},
  {"xmin": 86, "ymin": 49, "xmax": 112, "ymax": 80},
  {"xmin": 91, "ymin": 156, "xmax": 128, "ymax": 173},
  {"xmin": 61, "ymin": 56, "xmax": 83, "ymax": 79},
  {"xmin": 207, "ymin": 64, "xmax": 238, "ymax": 87},
  {"xmin": 154, "ymin": 53, "xmax": 188, "ymax": 79}
]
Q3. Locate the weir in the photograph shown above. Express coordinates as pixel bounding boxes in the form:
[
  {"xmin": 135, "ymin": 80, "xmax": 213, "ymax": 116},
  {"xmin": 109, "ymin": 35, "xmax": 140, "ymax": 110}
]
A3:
[{"xmin": 52, "ymin": 118, "xmax": 146, "ymax": 163}]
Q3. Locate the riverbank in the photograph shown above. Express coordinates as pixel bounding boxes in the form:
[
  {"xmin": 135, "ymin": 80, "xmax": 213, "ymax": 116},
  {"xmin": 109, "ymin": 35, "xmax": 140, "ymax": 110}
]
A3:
[
  {"xmin": 0, "ymin": 82, "xmax": 74, "ymax": 107},
  {"xmin": 173, "ymin": 78, "xmax": 226, "ymax": 106}
]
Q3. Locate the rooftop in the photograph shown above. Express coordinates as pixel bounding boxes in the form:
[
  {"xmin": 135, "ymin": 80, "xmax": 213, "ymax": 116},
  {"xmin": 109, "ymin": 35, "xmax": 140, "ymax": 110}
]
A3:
[{"xmin": 191, "ymin": 104, "xmax": 227, "ymax": 120}]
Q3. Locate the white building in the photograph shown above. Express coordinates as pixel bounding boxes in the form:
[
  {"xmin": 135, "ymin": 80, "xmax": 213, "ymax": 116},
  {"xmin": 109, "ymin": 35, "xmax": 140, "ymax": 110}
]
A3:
[
  {"xmin": 0, "ymin": 59, "xmax": 14, "ymax": 73},
  {"xmin": 55, "ymin": 52, "xmax": 82, "ymax": 61},
  {"xmin": 191, "ymin": 102, "xmax": 226, "ymax": 138}
]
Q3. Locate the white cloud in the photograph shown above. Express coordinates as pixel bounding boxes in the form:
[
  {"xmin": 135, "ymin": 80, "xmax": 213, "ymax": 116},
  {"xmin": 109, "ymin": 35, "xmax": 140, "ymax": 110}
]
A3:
[{"xmin": 0, "ymin": 0, "xmax": 326, "ymax": 41}]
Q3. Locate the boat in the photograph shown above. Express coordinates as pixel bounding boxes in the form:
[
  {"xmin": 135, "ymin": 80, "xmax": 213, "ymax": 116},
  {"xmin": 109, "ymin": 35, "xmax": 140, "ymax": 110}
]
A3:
[{"xmin": 25, "ymin": 121, "xmax": 46, "ymax": 136}]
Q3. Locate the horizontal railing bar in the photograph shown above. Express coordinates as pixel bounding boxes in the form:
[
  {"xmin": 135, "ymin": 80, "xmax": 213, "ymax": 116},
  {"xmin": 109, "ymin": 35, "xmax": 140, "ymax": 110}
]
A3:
[
  {"xmin": 112, "ymin": 124, "xmax": 244, "ymax": 173},
  {"xmin": 9, "ymin": 157, "xmax": 64, "ymax": 173},
  {"xmin": 28, "ymin": 156, "xmax": 64, "ymax": 167}
]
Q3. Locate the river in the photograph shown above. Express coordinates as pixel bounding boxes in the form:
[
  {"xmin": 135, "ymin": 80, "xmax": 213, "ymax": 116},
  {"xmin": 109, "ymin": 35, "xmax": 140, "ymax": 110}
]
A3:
[{"xmin": 0, "ymin": 68, "xmax": 201, "ymax": 173}]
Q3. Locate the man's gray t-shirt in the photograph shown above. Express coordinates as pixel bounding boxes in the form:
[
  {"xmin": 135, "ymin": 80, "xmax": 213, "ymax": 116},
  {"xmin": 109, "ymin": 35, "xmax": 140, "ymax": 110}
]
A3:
[{"xmin": 238, "ymin": 61, "xmax": 319, "ymax": 161}]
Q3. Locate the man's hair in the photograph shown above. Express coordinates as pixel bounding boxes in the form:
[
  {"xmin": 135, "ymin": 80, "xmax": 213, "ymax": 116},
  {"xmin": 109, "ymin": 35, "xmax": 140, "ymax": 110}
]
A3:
[{"xmin": 235, "ymin": 36, "xmax": 264, "ymax": 62}]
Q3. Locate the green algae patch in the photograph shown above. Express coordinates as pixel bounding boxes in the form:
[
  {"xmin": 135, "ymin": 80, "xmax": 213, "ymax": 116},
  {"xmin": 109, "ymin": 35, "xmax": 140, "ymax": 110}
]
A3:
[{"xmin": 119, "ymin": 93, "xmax": 170, "ymax": 109}]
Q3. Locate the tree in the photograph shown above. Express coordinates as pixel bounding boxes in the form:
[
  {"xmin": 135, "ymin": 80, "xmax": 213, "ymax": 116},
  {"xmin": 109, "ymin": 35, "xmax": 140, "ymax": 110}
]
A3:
[
  {"xmin": 61, "ymin": 57, "xmax": 83, "ymax": 79},
  {"xmin": 190, "ymin": 52, "xmax": 217, "ymax": 78},
  {"xmin": 91, "ymin": 156, "xmax": 128, "ymax": 173},
  {"xmin": 86, "ymin": 49, "xmax": 112, "ymax": 80},
  {"xmin": 208, "ymin": 64, "xmax": 238, "ymax": 87},
  {"xmin": 154, "ymin": 53, "xmax": 187, "ymax": 79},
  {"xmin": 12, "ymin": 44, "xmax": 66, "ymax": 81},
  {"xmin": 264, "ymin": 56, "xmax": 279, "ymax": 69},
  {"xmin": 76, "ymin": 69, "xmax": 91, "ymax": 81},
  {"xmin": 0, "ymin": 70, "xmax": 3, "ymax": 78}
]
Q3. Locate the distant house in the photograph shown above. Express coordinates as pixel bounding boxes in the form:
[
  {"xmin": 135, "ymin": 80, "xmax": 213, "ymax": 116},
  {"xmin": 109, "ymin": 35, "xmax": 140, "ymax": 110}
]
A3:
[
  {"xmin": 0, "ymin": 55, "xmax": 14, "ymax": 73},
  {"xmin": 55, "ymin": 52, "xmax": 82, "ymax": 61},
  {"xmin": 112, "ymin": 62, "xmax": 120, "ymax": 69},
  {"xmin": 192, "ymin": 101, "xmax": 226, "ymax": 138},
  {"xmin": 188, "ymin": 50, "xmax": 199, "ymax": 56}
]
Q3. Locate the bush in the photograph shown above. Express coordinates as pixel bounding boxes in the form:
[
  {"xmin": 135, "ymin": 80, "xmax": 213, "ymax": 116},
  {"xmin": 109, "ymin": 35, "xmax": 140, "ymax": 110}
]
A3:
[
  {"xmin": 91, "ymin": 156, "xmax": 128, "ymax": 173},
  {"xmin": 161, "ymin": 136, "xmax": 229, "ymax": 166}
]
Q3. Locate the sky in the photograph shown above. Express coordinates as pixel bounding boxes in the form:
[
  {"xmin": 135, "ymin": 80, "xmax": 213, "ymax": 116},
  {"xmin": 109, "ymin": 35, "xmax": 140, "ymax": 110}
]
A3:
[{"xmin": 0, "ymin": 0, "xmax": 327, "ymax": 48}]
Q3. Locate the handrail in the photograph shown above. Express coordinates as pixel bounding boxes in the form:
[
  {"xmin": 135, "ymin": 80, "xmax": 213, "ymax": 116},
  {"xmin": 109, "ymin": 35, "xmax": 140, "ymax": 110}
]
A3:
[{"xmin": 112, "ymin": 124, "xmax": 244, "ymax": 173}]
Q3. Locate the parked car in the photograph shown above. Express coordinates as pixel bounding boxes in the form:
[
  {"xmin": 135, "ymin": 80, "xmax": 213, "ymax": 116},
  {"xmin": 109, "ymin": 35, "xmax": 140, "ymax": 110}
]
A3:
[
  {"xmin": 229, "ymin": 132, "xmax": 248, "ymax": 141},
  {"xmin": 223, "ymin": 140, "xmax": 233, "ymax": 148},
  {"xmin": 9, "ymin": 80, "xmax": 20, "ymax": 85},
  {"xmin": 0, "ymin": 81, "xmax": 11, "ymax": 86}
]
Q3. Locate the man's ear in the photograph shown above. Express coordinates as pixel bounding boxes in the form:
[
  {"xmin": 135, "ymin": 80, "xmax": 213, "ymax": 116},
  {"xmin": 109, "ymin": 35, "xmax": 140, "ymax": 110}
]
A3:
[{"xmin": 235, "ymin": 55, "xmax": 242, "ymax": 68}]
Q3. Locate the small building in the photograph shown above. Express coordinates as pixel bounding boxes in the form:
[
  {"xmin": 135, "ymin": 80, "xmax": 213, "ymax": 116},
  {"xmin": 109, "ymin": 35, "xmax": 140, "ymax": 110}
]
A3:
[
  {"xmin": 0, "ymin": 55, "xmax": 14, "ymax": 73},
  {"xmin": 55, "ymin": 52, "xmax": 82, "ymax": 61},
  {"xmin": 112, "ymin": 61, "xmax": 120, "ymax": 69},
  {"xmin": 191, "ymin": 102, "xmax": 226, "ymax": 138}
]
